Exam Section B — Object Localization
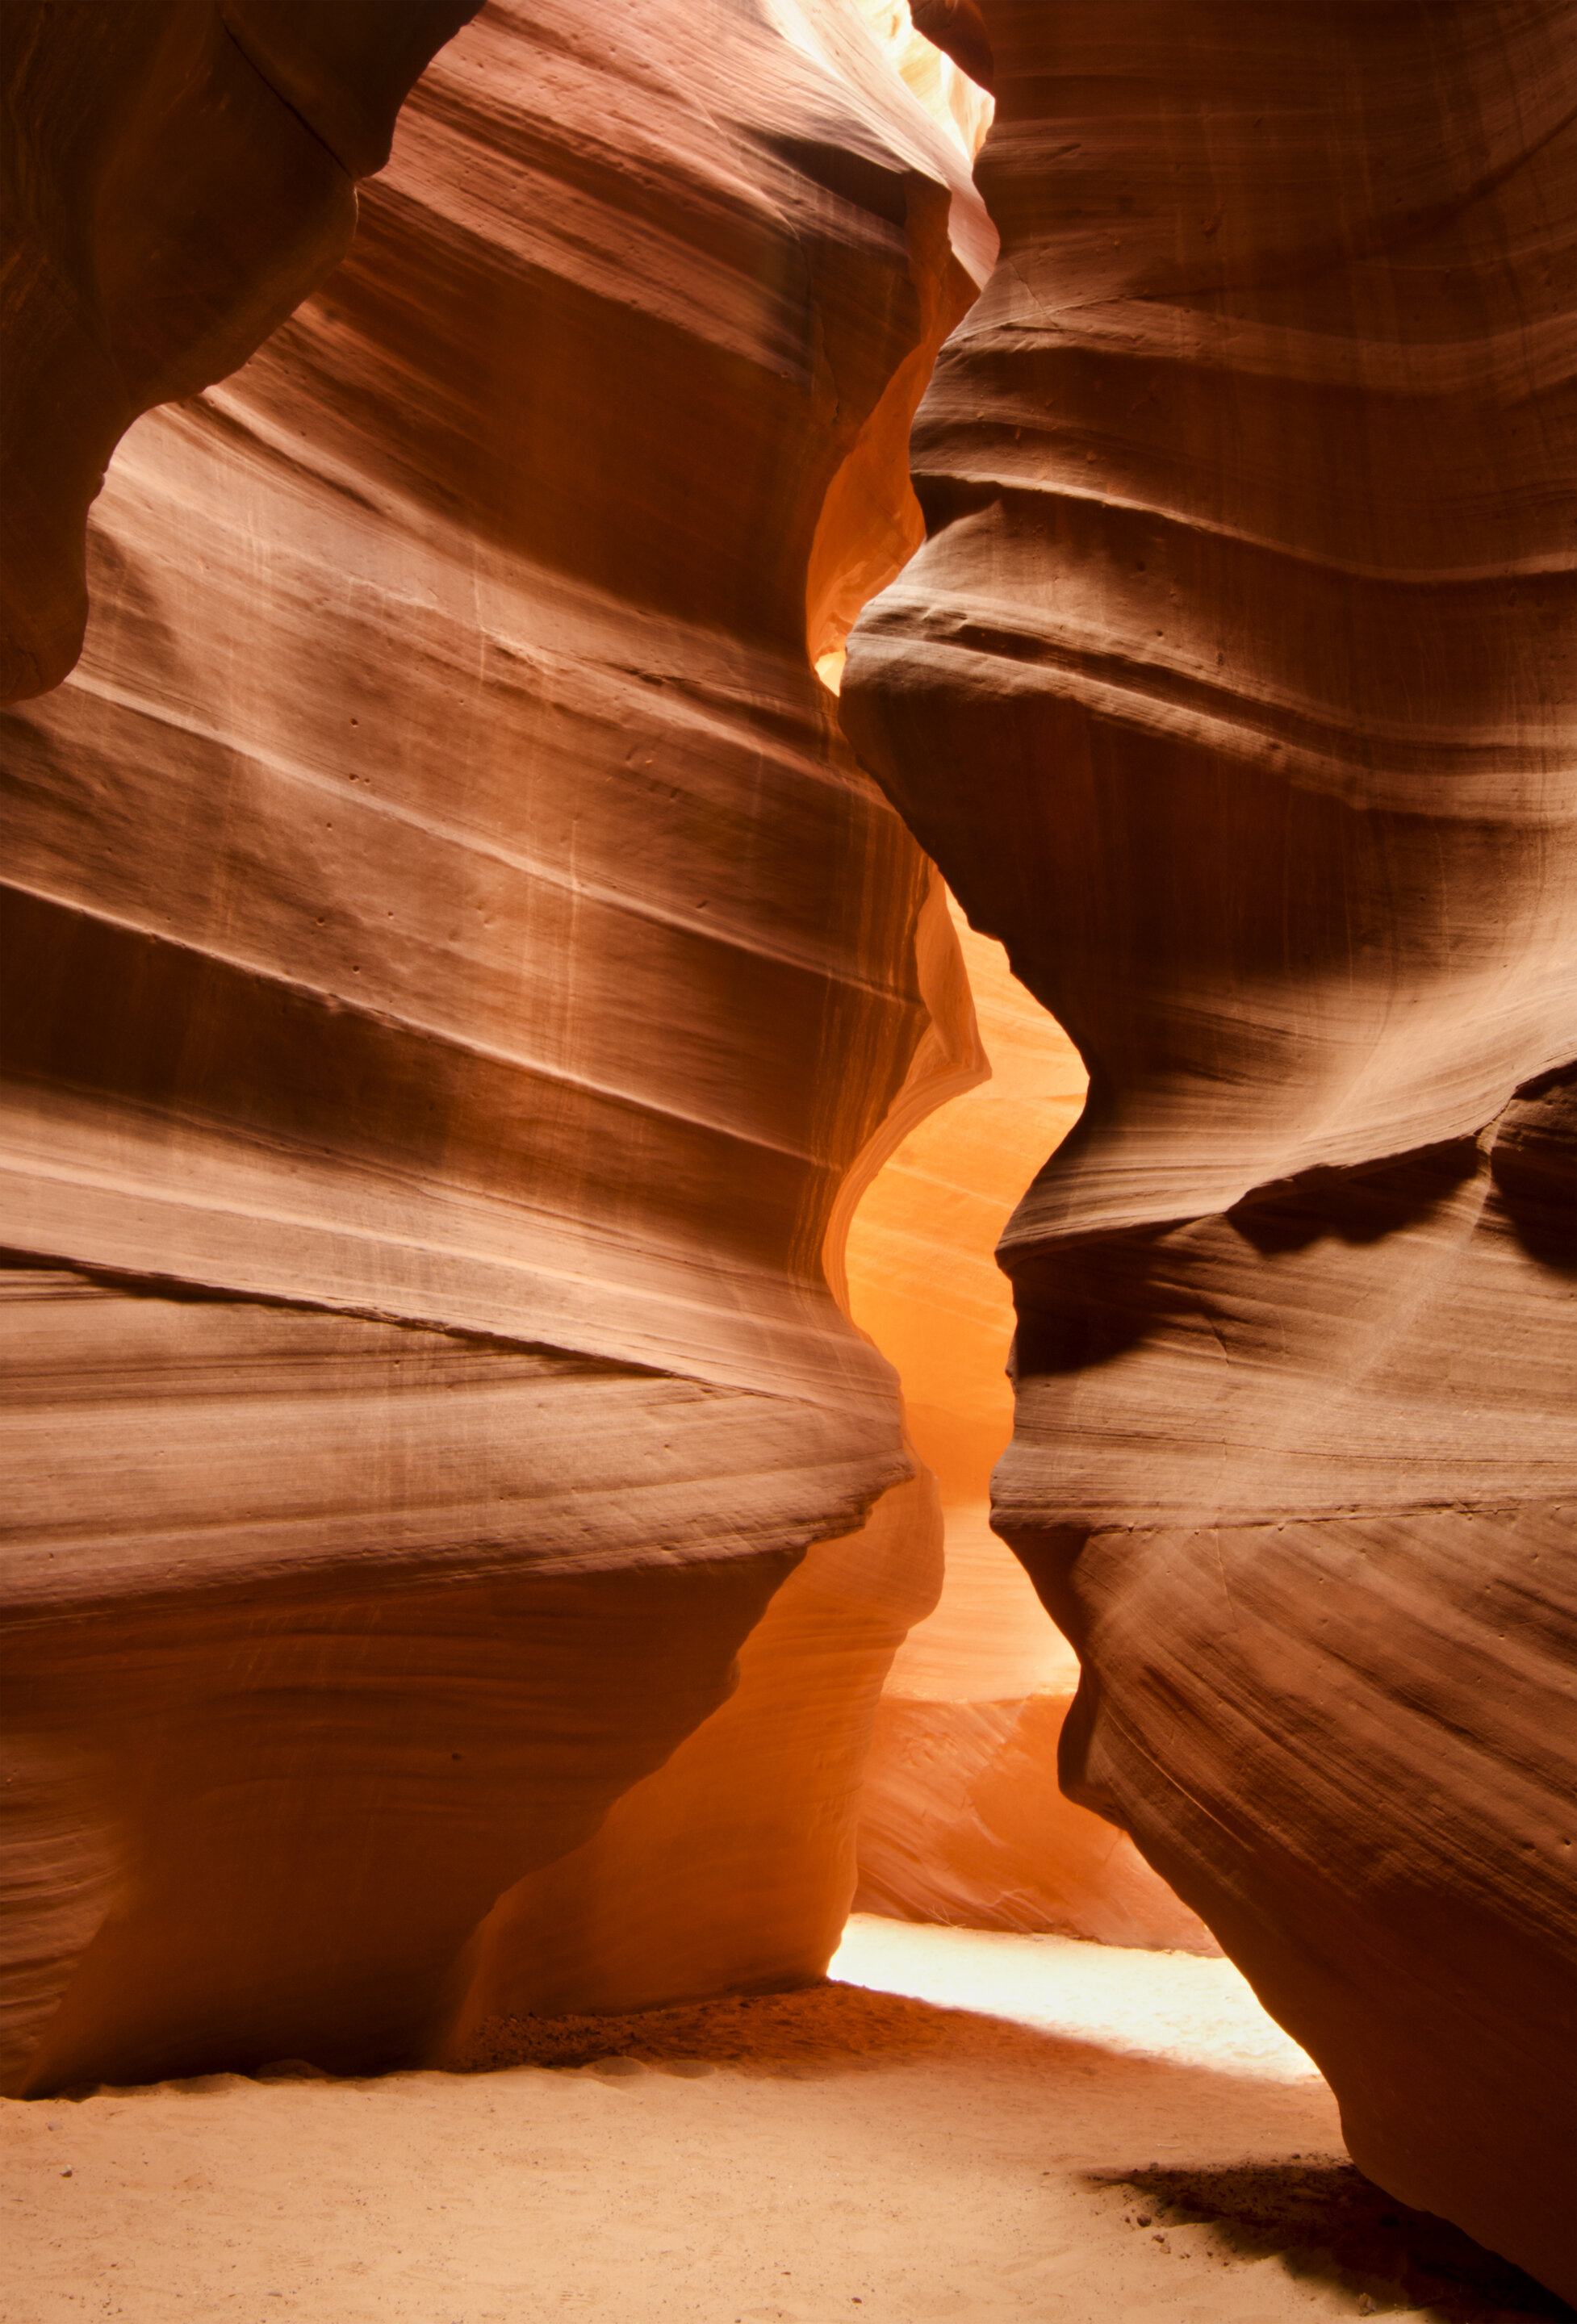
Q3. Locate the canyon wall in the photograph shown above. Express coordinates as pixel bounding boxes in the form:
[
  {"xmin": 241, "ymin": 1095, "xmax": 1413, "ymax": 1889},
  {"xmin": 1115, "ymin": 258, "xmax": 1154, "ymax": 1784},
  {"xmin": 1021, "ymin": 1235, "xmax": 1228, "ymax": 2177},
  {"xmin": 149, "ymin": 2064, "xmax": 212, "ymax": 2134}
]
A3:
[
  {"xmin": 845, "ymin": 895, "xmax": 1214, "ymax": 1950},
  {"xmin": 6, "ymin": 0, "xmax": 1571, "ymax": 2297},
  {"xmin": 842, "ymin": 0, "xmax": 1577, "ymax": 2297},
  {"xmin": 0, "ymin": 0, "xmax": 992, "ymax": 2093},
  {"xmin": 0, "ymin": 0, "xmax": 481, "ymax": 706}
]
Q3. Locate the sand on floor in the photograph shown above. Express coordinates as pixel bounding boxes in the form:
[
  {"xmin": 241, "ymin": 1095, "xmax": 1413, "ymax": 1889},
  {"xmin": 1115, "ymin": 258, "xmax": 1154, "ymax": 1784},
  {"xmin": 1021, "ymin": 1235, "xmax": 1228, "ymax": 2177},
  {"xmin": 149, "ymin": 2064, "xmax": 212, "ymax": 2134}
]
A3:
[{"xmin": 2, "ymin": 1918, "xmax": 1565, "ymax": 2324}]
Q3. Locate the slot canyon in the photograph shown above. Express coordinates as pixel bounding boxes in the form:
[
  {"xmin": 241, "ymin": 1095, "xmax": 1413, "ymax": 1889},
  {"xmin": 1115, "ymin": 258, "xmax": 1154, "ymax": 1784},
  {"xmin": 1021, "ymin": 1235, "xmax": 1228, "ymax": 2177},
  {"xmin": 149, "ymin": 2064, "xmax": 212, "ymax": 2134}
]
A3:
[{"xmin": 1, "ymin": 2, "xmax": 1572, "ymax": 2320}]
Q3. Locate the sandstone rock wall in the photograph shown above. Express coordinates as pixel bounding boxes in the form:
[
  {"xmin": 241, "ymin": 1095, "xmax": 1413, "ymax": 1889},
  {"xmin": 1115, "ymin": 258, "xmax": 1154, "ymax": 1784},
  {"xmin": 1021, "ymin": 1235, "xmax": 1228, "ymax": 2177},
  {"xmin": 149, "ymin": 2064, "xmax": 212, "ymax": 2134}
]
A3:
[
  {"xmin": 842, "ymin": 0, "xmax": 1576, "ymax": 2297},
  {"xmin": 6, "ymin": 4, "xmax": 1572, "ymax": 2298},
  {"xmin": 1, "ymin": 0, "xmax": 990, "ymax": 2093},
  {"xmin": 0, "ymin": 0, "xmax": 480, "ymax": 705},
  {"xmin": 437, "ymin": 1468, "xmax": 944, "ymax": 2050}
]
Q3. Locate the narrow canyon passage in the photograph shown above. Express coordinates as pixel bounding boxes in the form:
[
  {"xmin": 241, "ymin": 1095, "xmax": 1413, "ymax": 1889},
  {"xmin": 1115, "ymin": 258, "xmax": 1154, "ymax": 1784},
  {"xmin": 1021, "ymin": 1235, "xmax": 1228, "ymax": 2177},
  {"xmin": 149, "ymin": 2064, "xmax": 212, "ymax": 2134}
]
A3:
[
  {"xmin": 1, "ymin": 0, "xmax": 1571, "ymax": 2314},
  {"xmin": 841, "ymin": 891, "xmax": 1215, "ymax": 1952},
  {"xmin": 4, "ymin": 938, "xmax": 1562, "ymax": 2319}
]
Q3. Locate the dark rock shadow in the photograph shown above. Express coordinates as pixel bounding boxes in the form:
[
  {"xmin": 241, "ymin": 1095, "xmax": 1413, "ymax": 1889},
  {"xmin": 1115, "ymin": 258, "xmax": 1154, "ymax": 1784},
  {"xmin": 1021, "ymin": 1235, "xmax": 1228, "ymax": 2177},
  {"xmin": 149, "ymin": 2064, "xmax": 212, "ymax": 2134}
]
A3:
[
  {"xmin": 1225, "ymin": 1135, "xmax": 1483, "ymax": 1258},
  {"xmin": 1087, "ymin": 2160, "xmax": 1574, "ymax": 2322},
  {"xmin": 1489, "ymin": 1064, "xmax": 1576, "ymax": 1276}
]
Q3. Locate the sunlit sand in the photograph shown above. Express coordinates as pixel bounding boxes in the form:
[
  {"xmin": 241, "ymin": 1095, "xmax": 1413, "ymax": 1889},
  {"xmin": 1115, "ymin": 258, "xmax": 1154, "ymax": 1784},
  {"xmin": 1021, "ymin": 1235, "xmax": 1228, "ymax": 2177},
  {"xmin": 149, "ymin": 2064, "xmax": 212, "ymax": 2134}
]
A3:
[{"xmin": 5, "ymin": 1920, "xmax": 1556, "ymax": 2323}]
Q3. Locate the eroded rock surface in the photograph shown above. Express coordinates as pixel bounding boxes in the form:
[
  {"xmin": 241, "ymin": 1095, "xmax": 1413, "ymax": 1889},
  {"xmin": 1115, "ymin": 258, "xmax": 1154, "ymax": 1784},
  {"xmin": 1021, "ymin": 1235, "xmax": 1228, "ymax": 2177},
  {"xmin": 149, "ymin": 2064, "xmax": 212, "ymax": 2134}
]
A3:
[
  {"xmin": 843, "ymin": 0, "xmax": 1576, "ymax": 2297},
  {"xmin": 0, "ymin": 0, "xmax": 989, "ymax": 2092},
  {"xmin": 0, "ymin": 0, "xmax": 480, "ymax": 704},
  {"xmin": 845, "ymin": 896, "xmax": 1211, "ymax": 1948}
]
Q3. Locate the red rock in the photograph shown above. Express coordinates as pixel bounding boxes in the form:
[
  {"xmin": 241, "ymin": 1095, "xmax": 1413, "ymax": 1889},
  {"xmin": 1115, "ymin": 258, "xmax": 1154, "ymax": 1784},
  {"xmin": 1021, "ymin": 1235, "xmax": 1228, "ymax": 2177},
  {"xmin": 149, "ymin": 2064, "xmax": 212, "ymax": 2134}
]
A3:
[
  {"xmin": 5, "ymin": 2, "xmax": 1571, "ymax": 2300},
  {"xmin": 436, "ymin": 1469, "xmax": 945, "ymax": 2045},
  {"xmin": 0, "ymin": 2, "xmax": 989, "ymax": 2090},
  {"xmin": 0, "ymin": 0, "xmax": 479, "ymax": 704},
  {"xmin": 843, "ymin": 0, "xmax": 1576, "ymax": 2297}
]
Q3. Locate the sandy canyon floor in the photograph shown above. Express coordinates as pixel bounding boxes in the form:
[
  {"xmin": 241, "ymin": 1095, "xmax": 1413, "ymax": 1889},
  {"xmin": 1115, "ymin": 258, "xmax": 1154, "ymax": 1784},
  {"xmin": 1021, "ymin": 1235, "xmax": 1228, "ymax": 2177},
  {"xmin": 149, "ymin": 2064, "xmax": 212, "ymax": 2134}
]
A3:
[{"xmin": 3, "ymin": 1919, "xmax": 1566, "ymax": 2324}]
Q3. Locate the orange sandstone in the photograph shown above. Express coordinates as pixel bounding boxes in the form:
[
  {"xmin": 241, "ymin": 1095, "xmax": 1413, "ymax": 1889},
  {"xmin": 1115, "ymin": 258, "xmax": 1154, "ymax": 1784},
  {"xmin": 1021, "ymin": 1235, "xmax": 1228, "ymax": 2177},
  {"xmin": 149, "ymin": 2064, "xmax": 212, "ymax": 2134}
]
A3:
[{"xmin": 844, "ymin": 897, "xmax": 1215, "ymax": 1950}]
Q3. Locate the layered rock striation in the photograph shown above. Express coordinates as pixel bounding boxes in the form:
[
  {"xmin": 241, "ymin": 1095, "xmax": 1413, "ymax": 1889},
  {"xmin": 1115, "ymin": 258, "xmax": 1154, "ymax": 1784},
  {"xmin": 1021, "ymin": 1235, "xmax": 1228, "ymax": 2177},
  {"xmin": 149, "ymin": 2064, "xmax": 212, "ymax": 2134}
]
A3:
[
  {"xmin": 7, "ymin": 2, "xmax": 1573, "ymax": 2297},
  {"xmin": 1, "ymin": 0, "xmax": 991, "ymax": 2092},
  {"xmin": 843, "ymin": 0, "xmax": 1577, "ymax": 2297},
  {"xmin": 0, "ymin": 0, "xmax": 482, "ymax": 706}
]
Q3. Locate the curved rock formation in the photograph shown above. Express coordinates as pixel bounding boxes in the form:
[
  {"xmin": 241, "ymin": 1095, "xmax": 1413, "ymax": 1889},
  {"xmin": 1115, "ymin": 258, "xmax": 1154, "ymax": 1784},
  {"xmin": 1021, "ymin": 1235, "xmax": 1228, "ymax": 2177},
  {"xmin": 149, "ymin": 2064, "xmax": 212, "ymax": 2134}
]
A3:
[
  {"xmin": 845, "ymin": 896, "xmax": 1080, "ymax": 1533},
  {"xmin": 842, "ymin": 0, "xmax": 1576, "ymax": 2297},
  {"xmin": 0, "ymin": 0, "xmax": 480, "ymax": 705},
  {"xmin": 437, "ymin": 1469, "xmax": 944, "ymax": 2049},
  {"xmin": 1, "ymin": 0, "xmax": 990, "ymax": 2092},
  {"xmin": 433, "ymin": 846, "xmax": 997, "ymax": 2039}
]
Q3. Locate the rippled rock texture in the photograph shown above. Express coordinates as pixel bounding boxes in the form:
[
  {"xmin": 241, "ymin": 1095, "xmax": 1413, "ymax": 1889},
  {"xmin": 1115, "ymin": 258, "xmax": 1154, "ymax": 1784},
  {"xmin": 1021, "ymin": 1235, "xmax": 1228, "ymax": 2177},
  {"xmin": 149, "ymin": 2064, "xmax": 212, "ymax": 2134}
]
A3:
[
  {"xmin": 0, "ymin": 0, "xmax": 482, "ymax": 705},
  {"xmin": 842, "ymin": 0, "xmax": 1576, "ymax": 2297},
  {"xmin": 0, "ymin": 0, "xmax": 991, "ymax": 2093}
]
